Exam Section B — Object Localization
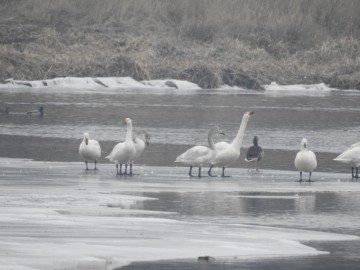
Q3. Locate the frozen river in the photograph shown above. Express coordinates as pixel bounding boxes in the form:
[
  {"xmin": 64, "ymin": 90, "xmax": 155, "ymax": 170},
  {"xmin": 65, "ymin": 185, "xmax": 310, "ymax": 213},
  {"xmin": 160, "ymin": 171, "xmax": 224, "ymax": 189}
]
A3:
[{"xmin": 0, "ymin": 82, "xmax": 360, "ymax": 269}]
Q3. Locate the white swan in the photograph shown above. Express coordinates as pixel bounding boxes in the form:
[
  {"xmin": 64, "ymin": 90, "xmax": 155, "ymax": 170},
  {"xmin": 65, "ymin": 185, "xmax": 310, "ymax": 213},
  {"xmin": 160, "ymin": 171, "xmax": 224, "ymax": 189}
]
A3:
[
  {"xmin": 175, "ymin": 126, "xmax": 225, "ymax": 177},
  {"xmin": 208, "ymin": 111, "xmax": 254, "ymax": 177},
  {"xmin": 294, "ymin": 138, "xmax": 317, "ymax": 182},
  {"xmin": 245, "ymin": 135, "xmax": 264, "ymax": 171},
  {"xmin": 333, "ymin": 142, "xmax": 360, "ymax": 178},
  {"xmin": 124, "ymin": 130, "xmax": 151, "ymax": 175},
  {"xmin": 79, "ymin": 132, "xmax": 101, "ymax": 170},
  {"xmin": 106, "ymin": 118, "xmax": 136, "ymax": 175}
]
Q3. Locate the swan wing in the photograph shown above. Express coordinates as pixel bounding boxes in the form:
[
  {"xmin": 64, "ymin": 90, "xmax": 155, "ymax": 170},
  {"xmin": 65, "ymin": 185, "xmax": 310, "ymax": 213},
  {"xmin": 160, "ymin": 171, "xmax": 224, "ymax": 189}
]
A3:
[
  {"xmin": 215, "ymin": 141, "xmax": 230, "ymax": 152},
  {"xmin": 175, "ymin": 146, "xmax": 213, "ymax": 164}
]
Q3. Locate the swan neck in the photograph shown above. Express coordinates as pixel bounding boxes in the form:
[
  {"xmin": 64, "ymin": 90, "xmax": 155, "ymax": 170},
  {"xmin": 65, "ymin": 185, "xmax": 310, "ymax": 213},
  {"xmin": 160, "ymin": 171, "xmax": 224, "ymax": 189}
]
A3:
[
  {"xmin": 208, "ymin": 130, "xmax": 215, "ymax": 150},
  {"xmin": 125, "ymin": 122, "xmax": 133, "ymax": 142},
  {"xmin": 231, "ymin": 117, "xmax": 249, "ymax": 149}
]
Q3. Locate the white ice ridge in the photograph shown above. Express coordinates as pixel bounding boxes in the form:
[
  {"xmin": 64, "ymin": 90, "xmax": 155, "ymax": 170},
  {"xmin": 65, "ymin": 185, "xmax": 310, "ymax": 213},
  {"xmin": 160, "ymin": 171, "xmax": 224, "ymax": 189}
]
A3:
[
  {"xmin": 264, "ymin": 82, "xmax": 334, "ymax": 93},
  {"xmin": 0, "ymin": 77, "xmax": 342, "ymax": 93},
  {"xmin": 1, "ymin": 77, "xmax": 201, "ymax": 90}
]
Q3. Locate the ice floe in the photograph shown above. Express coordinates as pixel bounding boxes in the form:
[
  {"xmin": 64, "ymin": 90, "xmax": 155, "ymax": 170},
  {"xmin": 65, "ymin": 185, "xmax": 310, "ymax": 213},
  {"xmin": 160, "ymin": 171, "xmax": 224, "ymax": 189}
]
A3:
[{"xmin": 0, "ymin": 158, "xmax": 359, "ymax": 270}]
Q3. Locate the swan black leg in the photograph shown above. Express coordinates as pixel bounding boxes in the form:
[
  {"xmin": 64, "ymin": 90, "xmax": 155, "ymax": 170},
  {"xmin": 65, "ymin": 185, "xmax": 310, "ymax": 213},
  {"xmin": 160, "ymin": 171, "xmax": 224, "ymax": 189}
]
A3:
[
  {"xmin": 129, "ymin": 164, "xmax": 133, "ymax": 176},
  {"xmin": 352, "ymin": 167, "xmax": 355, "ymax": 178},
  {"xmin": 296, "ymin": 171, "xmax": 303, "ymax": 182},
  {"xmin": 117, "ymin": 164, "xmax": 124, "ymax": 175},
  {"xmin": 208, "ymin": 165, "xmax": 217, "ymax": 177},
  {"xmin": 188, "ymin": 166, "xmax": 193, "ymax": 177},
  {"xmin": 198, "ymin": 167, "xmax": 202, "ymax": 178},
  {"xmin": 221, "ymin": 167, "xmax": 231, "ymax": 178},
  {"xmin": 356, "ymin": 167, "xmax": 359, "ymax": 179},
  {"xmin": 94, "ymin": 160, "xmax": 98, "ymax": 170},
  {"xmin": 85, "ymin": 161, "xmax": 89, "ymax": 170},
  {"xmin": 306, "ymin": 171, "xmax": 314, "ymax": 182}
]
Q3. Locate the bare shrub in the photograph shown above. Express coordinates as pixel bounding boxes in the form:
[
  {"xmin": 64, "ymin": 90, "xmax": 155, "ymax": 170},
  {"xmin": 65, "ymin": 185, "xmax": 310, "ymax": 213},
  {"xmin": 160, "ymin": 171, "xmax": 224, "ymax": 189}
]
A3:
[
  {"xmin": 107, "ymin": 55, "xmax": 148, "ymax": 81},
  {"xmin": 0, "ymin": 51, "xmax": 44, "ymax": 81},
  {"xmin": 181, "ymin": 22, "xmax": 216, "ymax": 43},
  {"xmin": 222, "ymin": 68, "xmax": 263, "ymax": 90},
  {"xmin": 181, "ymin": 64, "xmax": 220, "ymax": 89}
]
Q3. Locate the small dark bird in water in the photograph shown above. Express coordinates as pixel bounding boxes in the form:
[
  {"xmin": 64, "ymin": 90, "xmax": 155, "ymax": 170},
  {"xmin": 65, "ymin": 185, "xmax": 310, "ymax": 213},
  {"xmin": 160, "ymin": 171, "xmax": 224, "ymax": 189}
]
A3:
[
  {"xmin": 1, "ymin": 107, "xmax": 10, "ymax": 114},
  {"xmin": 26, "ymin": 106, "xmax": 44, "ymax": 116},
  {"xmin": 245, "ymin": 135, "xmax": 264, "ymax": 171},
  {"xmin": 198, "ymin": 256, "xmax": 215, "ymax": 262}
]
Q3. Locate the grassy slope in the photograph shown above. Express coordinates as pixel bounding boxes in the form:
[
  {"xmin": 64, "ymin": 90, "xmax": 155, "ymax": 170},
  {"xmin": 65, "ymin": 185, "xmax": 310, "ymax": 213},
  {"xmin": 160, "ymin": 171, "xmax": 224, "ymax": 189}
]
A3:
[{"xmin": 0, "ymin": 0, "xmax": 359, "ymax": 89}]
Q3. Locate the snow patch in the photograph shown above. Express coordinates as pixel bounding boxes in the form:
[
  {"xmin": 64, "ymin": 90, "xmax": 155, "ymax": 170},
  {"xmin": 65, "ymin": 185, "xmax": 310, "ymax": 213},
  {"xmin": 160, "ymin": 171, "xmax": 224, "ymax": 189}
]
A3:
[{"xmin": 264, "ymin": 82, "xmax": 334, "ymax": 95}]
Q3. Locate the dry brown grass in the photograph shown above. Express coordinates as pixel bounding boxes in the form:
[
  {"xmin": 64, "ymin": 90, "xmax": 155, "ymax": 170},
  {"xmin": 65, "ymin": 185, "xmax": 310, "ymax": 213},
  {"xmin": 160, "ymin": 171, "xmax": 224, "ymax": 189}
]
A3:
[{"xmin": 0, "ymin": 0, "xmax": 359, "ymax": 89}]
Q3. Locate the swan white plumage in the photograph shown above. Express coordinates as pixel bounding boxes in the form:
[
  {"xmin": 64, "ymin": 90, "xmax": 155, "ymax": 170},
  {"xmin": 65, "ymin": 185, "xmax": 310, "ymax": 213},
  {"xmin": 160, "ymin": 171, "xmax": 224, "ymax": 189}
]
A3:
[
  {"xmin": 245, "ymin": 135, "xmax": 264, "ymax": 171},
  {"xmin": 294, "ymin": 138, "xmax": 317, "ymax": 182},
  {"xmin": 106, "ymin": 118, "xmax": 136, "ymax": 175},
  {"xmin": 124, "ymin": 130, "xmax": 150, "ymax": 175},
  {"xmin": 208, "ymin": 111, "xmax": 254, "ymax": 177},
  {"xmin": 79, "ymin": 132, "xmax": 101, "ymax": 170},
  {"xmin": 333, "ymin": 142, "xmax": 360, "ymax": 178},
  {"xmin": 175, "ymin": 126, "xmax": 225, "ymax": 177}
]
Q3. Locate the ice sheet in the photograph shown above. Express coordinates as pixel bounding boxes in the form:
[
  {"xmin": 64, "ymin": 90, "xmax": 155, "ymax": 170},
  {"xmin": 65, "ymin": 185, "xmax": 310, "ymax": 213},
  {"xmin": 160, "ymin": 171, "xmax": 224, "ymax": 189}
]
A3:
[{"xmin": 0, "ymin": 158, "xmax": 359, "ymax": 270}]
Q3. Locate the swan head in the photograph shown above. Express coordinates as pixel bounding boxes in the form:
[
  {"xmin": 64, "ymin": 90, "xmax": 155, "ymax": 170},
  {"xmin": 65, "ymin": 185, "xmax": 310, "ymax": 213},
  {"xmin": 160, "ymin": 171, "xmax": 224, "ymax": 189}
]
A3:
[
  {"xmin": 243, "ymin": 111, "xmax": 255, "ymax": 119},
  {"xmin": 83, "ymin": 132, "xmax": 90, "ymax": 145},
  {"xmin": 124, "ymin": 118, "xmax": 132, "ymax": 125},
  {"xmin": 134, "ymin": 130, "xmax": 150, "ymax": 146},
  {"xmin": 211, "ymin": 125, "xmax": 225, "ymax": 136},
  {"xmin": 301, "ymin": 138, "xmax": 308, "ymax": 150}
]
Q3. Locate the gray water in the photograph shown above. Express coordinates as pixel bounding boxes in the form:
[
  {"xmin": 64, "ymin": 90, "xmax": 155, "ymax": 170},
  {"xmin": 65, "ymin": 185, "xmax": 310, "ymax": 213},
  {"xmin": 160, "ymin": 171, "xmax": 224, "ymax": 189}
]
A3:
[
  {"xmin": 1, "ymin": 86, "xmax": 360, "ymax": 269},
  {"xmin": 0, "ymin": 87, "xmax": 359, "ymax": 172}
]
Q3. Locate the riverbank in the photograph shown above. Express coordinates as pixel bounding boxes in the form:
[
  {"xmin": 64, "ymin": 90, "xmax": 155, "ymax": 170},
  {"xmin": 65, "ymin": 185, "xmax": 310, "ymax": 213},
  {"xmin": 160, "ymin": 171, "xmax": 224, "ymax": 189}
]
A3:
[{"xmin": 0, "ymin": 1, "xmax": 359, "ymax": 90}]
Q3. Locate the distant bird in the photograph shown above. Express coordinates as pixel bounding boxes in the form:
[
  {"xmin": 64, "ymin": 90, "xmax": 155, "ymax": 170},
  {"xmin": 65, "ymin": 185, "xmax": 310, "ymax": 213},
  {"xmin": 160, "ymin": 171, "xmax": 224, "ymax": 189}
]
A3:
[
  {"xmin": 1, "ymin": 107, "xmax": 10, "ymax": 114},
  {"xmin": 333, "ymin": 142, "xmax": 360, "ymax": 178},
  {"xmin": 175, "ymin": 126, "xmax": 225, "ymax": 177},
  {"xmin": 124, "ymin": 130, "xmax": 151, "ymax": 175},
  {"xmin": 106, "ymin": 118, "xmax": 136, "ymax": 175},
  {"xmin": 79, "ymin": 132, "xmax": 101, "ymax": 170},
  {"xmin": 208, "ymin": 111, "xmax": 254, "ymax": 177},
  {"xmin": 245, "ymin": 135, "xmax": 264, "ymax": 171},
  {"xmin": 26, "ymin": 106, "xmax": 44, "ymax": 116},
  {"xmin": 294, "ymin": 138, "xmax": 317, "ymax": 182}
]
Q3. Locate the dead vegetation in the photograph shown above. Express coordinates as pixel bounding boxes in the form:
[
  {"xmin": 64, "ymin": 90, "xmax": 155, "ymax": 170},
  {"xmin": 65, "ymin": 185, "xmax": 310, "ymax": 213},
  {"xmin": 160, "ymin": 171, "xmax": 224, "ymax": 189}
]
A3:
[{"xmin": 0, "ymin": 0, "xmax": 359, "ymax": 89}]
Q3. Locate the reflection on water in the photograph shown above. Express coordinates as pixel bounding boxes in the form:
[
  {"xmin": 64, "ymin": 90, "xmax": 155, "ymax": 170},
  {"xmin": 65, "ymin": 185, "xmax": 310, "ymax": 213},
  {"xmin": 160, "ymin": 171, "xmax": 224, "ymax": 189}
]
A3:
[{"xmin": 132, "ymin": 190, "xmax": 360, "ymax": 234}]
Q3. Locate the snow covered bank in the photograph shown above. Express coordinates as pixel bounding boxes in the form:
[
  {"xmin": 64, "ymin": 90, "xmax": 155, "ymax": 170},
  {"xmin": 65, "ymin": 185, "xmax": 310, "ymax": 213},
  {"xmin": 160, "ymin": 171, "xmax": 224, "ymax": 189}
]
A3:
[
  {"xmin": 2, "ymin": 77, "xmax": 201, "ymax": 91},
  {"xmin": 263, "ymin": 82, "xmax": 335, "ymax": 95},
  {"xmin": 0, "ymin": 77, "xmax": 347, "ymax": 96}
]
